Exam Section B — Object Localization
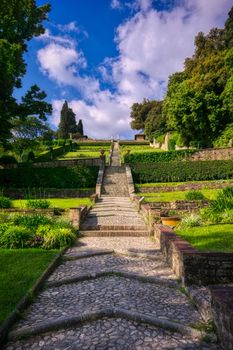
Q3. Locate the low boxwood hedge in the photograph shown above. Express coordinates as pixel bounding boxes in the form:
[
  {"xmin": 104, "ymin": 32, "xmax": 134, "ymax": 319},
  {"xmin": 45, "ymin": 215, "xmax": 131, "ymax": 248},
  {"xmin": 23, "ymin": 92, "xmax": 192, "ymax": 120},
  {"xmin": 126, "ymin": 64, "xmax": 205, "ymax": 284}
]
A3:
[
  {"xmin": 124, "ymin": 150, "xmax": 195, "ymax": 163},
  {"xmin": 131, "ymin": 160, "xmax": 233, "ymax": 183},
  {"xmin": 35, "ymin": 145, "xmax": 71, "ymax": 162},
  {"xmin": 0, "ymin": 166, "xmax": 99, "ymax": 188}
]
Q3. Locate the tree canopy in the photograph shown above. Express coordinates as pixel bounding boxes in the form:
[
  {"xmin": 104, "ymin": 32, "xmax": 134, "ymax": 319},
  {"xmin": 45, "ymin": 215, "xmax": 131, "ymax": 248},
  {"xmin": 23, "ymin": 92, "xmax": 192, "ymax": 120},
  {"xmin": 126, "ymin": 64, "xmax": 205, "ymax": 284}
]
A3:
[
  {"xmin": 58, "ymin": 101, "xmax": 78, "ymax": 139},
  {"xmin": 0, "ymin": 0, "xmax": 51, "ymax": 144}
]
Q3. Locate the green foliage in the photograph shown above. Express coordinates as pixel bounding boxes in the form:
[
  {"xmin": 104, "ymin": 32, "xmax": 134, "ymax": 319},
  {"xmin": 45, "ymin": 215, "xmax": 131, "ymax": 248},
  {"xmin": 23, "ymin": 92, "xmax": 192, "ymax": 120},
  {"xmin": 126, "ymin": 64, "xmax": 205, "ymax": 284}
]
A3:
[
  {"xmin": 0, "ymin": 196, "xmax": 12, "ymax": 208},
  {"xmin": 26, "ymin": 199, "xmax": 51, "ymax": 209},
  {"xmin": 21, "ymin": 150, "xmax": 35, "ymax": 163},
  {"xmin": 0, "ymin": 226, "xmax": 33, "ymax": 248},
  {"xmin": 124, "ymin": 150, "xmax": 194, "ymax": 163},
  {"xmin": 35, "ymin": 144, "xmax": 70, "ymax": 162},
  {"xmin": 214, "ymin": 123, "xmax": 233, "ymax": 147},
  {"xmin": 144, "ymin": 101, "xmax": 165, "ymax": 141},
  {"xmin": 42, "ymin": 228, "xmax": 75, "ymax": 249},
  {"xmin": 58, "ymin": 101, "xmax": 78, "ymax": 139},
  {"xmin": 179, "ymin": 214, "xmax": 202, "ymax": 228},
  {"xmin": 130, "ymin": 99, "xmax": 160, "ymax": 130},
  {"xmin": 211, "ymin": 186, "xmax": 233, "ymax": 212},
  {"xmin": 76, "ymin": 119, "xmax": 84, "ymax": 136},
  {"xmin": 0, "ymin": 155, "xmax": 17, "ymax": 164},
  {"xmin": 185, "ymin": 190, "xmax": 206, "ymax": 200},
  {"xmin": 0, "ymin": 166, "xmax": 99, "ymax": 188},
  {"xmin": 131, "ymin": 160, "xmax": 233, "ymax": 183},
  {"xmin": 0, "ymin": 0, "xmax": 51, "ymax": 143}
]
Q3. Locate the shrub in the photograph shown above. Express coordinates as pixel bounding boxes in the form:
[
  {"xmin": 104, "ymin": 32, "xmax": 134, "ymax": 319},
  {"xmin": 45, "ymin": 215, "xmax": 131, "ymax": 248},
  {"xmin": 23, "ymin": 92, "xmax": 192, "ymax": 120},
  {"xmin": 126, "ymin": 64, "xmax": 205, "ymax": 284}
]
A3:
[
  {"xmin": 180, "ymin": 214, "xmax": 202, "ymax": 228},
  {"xmin": 0, "ymin": 196, "xmax": 12, "ymax": 208},
  {"xmin": 210, "ymin": 186, "xmax": 233, "ymax": 213},
  {"xmin": 42, "ymin": 228, "xmax": 75, "ymax": 249},
  {"xmin": 0, "ymin": 155, "xmax": 17, "ymax": 165},
  {"xmin": 185, "ymin": 190, "xmax": 206, "ymax": 200},
  {"xmin": 124, "ymin": 150, "xmax": 195, "ymax": 163},
  {"xmin": 0, "ymin": 223, "xmax": 11, "ymax": 235},
  {"xmin": 26, "ymin": 199, "xmax": 51, "ymax": 209},
  {"xmin": 0, "ymin": 226, "xmax": 33, "ymax": 248},
  {"xmin": 13, "ymin": 214, "xmax": 52, "ymax": 229},
  {"xmin": 21, "ymin": 150, "xmax": 35, "ymax": 163},
  {"xmin": 0, "ymin": 165, "xmax": 99, "ymax": 188},
  {"xmin": 131, "ymin": 161, "xmax": 233, "ymax": 183}
]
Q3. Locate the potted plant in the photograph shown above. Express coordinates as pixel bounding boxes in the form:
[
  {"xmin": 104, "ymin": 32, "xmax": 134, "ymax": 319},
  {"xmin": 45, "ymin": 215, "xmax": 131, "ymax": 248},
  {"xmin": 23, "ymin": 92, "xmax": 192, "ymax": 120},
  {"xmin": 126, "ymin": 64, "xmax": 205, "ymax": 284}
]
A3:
[{"xmin": 160, "ymin": 212, "xmax": 181, "ymax": 228}]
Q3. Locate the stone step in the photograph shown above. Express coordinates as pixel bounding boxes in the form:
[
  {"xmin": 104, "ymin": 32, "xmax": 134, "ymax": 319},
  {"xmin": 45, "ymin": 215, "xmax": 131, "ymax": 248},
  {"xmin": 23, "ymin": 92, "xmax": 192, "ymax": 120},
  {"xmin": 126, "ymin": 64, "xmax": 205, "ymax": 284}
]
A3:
[
  {"xmin": 80, "ymin": 230, "xmax": 149, "ymax": 237},
  {"xmin": 80, "ymin": 225, "xmax": 147, "ymax": 231}
]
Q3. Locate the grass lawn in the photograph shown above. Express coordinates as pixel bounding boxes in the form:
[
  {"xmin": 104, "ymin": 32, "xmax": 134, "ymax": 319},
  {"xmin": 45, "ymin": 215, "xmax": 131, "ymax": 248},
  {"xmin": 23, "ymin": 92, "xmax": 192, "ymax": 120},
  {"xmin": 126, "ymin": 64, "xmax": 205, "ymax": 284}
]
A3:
[
  {"xmin": 140, "ymin": 189, "xmax": 220, "ymax": 202},
  {"xmin": 58, "ymin": 151, "xmax": 102, "ymax": 159},
  {"xmin": 176, "ymin": 224, "xmax": 233, "ymax": 252},
  {"xmin": 12, "ymin": 198, "xmax": 93, "ymax": 209},
  {"xmin": 137, "ymin": 180, "xmax": 233, "ymax": 188},
  {"xmin": 0, "ymin": 249, "xmax": 58, "ymax": 325}
]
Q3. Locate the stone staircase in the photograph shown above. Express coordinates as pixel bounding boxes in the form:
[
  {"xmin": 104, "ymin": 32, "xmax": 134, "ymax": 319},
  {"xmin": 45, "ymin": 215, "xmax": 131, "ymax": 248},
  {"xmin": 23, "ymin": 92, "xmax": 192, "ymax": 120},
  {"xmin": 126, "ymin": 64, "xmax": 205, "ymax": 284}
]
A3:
[
  {"xmin": 80, "ymin": 196, "xmax": 149, "ymax": 237},
  {"xmin": 101, "ymin": 166, "xmax": 129, "ymax": 197}
]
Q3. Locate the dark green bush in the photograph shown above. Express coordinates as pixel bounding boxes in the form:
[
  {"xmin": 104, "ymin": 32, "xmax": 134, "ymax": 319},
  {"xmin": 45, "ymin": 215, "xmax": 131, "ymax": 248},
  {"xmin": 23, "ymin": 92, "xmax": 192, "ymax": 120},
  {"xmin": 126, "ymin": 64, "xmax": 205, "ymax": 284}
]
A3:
[
  {"xmin": 36, "ymin": 145, "xmax": 70, "ymax": 162},
  {"xmin": 119, "ymin": 141, "xmax": 150, "ymax": 146},
  {"xmin": 185, "ymin": 190, "xmax": 206, "ymax": 200},
  {"xmin": 21, "ymin": 150, "xmax": 35, "ymax": 163},
  {"xmin": 124, "ymin": 150, "xmax": 195, "ymax": 163},
  {"xmin": 211, "ymin": 186, "xmax": 233, "ymax": 213},
  {"xmin": 0, "ymin": 196, "xmax": 12, "ymax": 208},
  {"xmin": 0, "ymin": 166, "xmax": 99, "ymax": 188},
  {"xmin": 26, "ymin": 199, "xmax": 51, "ymax": 209},
  {"xmin": 0, "ymin": 225, "xmax": 34, "ymax": 248},
  {"xmin": 0, "ymin": 155, "xmax": 17, "ymax": 164},
  {"xmin": 131, "ymin": 160, "xmax": 233, "ymax": 183}
]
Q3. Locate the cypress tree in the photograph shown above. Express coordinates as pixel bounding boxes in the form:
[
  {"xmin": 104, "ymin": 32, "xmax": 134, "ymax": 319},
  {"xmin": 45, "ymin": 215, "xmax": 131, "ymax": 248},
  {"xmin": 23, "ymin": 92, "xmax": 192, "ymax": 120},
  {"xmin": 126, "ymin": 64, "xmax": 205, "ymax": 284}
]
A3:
[
  {"xmin": 57, "ymin": 101, "xmax": 77, "ymax": 138},
  {"xmin": 77, "ymin": 119, "xmax": 84, "ymax": 136}
]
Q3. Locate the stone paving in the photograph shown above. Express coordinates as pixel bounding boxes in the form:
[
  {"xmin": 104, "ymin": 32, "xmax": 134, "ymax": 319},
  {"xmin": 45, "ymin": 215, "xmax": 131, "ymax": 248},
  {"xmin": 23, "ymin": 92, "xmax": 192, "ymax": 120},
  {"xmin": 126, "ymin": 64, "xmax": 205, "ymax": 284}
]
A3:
[{"xmin": 3, "ymin": 142, "xmax": 220, "ymax": 349}]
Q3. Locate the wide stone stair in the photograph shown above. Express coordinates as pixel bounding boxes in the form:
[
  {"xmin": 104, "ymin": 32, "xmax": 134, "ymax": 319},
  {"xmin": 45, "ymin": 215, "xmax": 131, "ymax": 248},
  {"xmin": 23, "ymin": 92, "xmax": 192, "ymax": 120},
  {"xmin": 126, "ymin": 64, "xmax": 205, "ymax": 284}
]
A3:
[{"xmin": 80, "ymin": 196, "xmax": 149, "ymax": 237}]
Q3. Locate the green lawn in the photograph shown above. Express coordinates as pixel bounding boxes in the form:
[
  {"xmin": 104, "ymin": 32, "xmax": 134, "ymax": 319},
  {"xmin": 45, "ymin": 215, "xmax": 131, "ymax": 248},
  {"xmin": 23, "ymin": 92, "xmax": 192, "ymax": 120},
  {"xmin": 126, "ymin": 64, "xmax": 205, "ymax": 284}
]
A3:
[
  {"xmin": 0, "ymin": 249, "xmax": 58, "ymax": 325},
  {"xmin": 176, "ymin": 224, "xmax": 233, "ymax": 252},
  {"xmin": 58, "ymin": 151, "xmax": 102, "ymax": 159},
  {"xmin": 12, "ymin": 198, "xmax": 93, "ymax": 209},
  {"xmin": 140, "ymin": 189, "xmax": 220, "ymax": 202},
  {"xmin": 137, "ymin": 180, "xmax": 233, "ymax": 188}
]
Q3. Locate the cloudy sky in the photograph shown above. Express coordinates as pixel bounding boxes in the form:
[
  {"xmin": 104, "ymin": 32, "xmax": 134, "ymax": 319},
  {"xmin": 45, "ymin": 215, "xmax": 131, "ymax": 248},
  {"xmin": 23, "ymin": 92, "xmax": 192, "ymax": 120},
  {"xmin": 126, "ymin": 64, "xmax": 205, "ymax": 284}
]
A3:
[{"xmin": 16, "ymin": 0, "xmax": 232, "ymax": 139}]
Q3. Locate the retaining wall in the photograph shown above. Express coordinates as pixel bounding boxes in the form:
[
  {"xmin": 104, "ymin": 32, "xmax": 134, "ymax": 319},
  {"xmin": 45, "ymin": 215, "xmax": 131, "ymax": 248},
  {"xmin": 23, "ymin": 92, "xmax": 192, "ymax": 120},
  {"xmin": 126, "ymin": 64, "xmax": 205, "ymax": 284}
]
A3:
[
  {"xmin": 2, "ymin": 189, "xmax": 95, "ymax": 199},
  {"xmin": 189, "ymin": 147, "xmax": 233, "ymax": 161},
  {"xmin": 154, "ymin": 224, "xmax": 233, "ymax": 286}
]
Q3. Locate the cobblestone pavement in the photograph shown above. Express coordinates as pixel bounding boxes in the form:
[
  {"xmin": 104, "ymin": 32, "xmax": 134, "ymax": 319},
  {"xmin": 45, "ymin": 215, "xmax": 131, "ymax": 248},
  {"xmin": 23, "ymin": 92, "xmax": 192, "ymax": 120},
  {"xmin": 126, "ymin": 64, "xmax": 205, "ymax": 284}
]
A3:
[
  {"xmin": 4, "ymin": 237, "xmax": 219, "ymax": 349},
  {"xmin": 6, "ymin": 317, "xmax": 219, "ymax": 350}
]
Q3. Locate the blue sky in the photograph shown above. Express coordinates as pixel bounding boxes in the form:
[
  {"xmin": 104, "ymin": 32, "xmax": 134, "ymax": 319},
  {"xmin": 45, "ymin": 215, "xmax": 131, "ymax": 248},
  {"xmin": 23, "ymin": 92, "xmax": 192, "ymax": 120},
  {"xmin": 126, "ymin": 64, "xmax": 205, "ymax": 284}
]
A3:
[{"xmin": 16, "ymin": 0, "xmax": 233, "ymax": 139}]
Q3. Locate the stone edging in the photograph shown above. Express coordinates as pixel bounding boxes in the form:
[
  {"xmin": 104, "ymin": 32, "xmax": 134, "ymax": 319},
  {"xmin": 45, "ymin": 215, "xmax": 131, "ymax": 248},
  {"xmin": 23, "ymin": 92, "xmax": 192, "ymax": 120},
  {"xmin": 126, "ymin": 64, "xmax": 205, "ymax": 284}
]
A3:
[
  {"xmin": 46, "ymin": 270, "xmax": 177, "ymax": 288},
  {"xmin": 154, "ymin": 224, "xmax": 233, "ymax": 286},
  {"xmin": 7, "ymin": 308, "xmax": 210, "ymax": 342},
  {"xmin": 96, "ymin": 165, "xmax": 105, "ymax": 196},
  {"xmin": 125, "ymin": 165, "xmax": 135, "ymax": 195},
  {"xmin": 0, "ymin": 248, "xmax": 66, "ymax": 346}
]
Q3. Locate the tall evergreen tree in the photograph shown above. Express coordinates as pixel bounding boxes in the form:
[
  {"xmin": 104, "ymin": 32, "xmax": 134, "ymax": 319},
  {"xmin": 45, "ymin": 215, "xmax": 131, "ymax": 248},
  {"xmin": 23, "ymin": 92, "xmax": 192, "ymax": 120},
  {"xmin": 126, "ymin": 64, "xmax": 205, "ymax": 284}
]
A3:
[
  {"xmin": 58, "ymin": 101, "xmax": 78, "ymax": 139},
  {"xmin": 77, "ymin": 119, "xmax": 84, "ymax": 136}
]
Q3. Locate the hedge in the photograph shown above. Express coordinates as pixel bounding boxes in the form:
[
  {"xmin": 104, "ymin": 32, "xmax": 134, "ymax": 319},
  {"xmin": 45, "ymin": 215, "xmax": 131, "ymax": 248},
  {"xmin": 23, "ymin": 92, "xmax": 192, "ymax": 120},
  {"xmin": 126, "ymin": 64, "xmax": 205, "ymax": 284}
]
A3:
[
  {"xmin": 0, "ymin": 166, "xmax": 99, "ymax": 188},
  {"xmin": 35, "ymin": 145, "xmax": 70, "ymax": 162},
  {"xmin": 75, "ymin": 142, "xmax": 111, "ymax": 147},
  {"xmin": 131, "ymin": 160, "xmax": 233, "ymax": 183},
  {"xmin": 120, "ymin": 141, "xmax": 150, "ymax": 146},
  {"xmin": 124, "ymin": 150, "xmax": 195, "ymax": 163}
]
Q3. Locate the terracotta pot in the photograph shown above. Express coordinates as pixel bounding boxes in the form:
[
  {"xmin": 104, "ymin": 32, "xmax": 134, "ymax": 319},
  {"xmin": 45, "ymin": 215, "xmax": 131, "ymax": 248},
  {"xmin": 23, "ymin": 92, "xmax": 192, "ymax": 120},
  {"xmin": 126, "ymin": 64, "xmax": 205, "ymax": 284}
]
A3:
[{"xmin": 161, "ymin": 216, "xmax": 181, "ymax": 228}]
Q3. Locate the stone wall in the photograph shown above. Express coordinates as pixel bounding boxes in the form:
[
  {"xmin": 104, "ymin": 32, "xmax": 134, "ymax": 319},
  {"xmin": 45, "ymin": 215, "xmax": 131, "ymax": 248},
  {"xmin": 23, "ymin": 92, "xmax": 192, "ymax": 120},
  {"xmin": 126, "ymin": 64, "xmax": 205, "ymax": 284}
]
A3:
[
  {"xmin": 137, "ymin": 180, "xmax": 233, "ymax": 193},
  {"xmin": 69, "ymin": 206, "xmax": 89, "ymax": 228},
  {"xmin": 2, "ymin": 188, "xmax": 95, "ymax": 199},
  {"xmin": 149, "ymin": 200, "xmax": 210, "ymax": 212},
  {"xmin": 209, "ymin": 286, "xmax": 233, "ymax": 350},
  {"xmin": 0, "ymin": 208, "xmax": 55, "ymax": 216},
  {"xmin": 125, "ymin": 165, "xmax": 135, "ymax": 196},
  {"xmin": 189, "ymin": 147, "xmax": 233, "ymax": 161},
  {"xmin": 154, "ymin": 225, "xmax": 233, "ymax": 286}
]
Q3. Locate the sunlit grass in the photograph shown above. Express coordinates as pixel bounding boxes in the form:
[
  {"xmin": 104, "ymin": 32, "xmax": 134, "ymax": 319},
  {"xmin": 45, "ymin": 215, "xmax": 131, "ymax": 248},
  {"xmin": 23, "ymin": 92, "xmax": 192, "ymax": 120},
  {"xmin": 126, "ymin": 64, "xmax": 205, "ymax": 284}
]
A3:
[
  {"xmin": 176, "ymin": 224, "xmax": 233, "ymax": 252},
  {"xmin": 12, "ymin": 198, "xmax": 93, "ymax": 209},
  {"xmin": 140, "ymin": 189, "xmax": 220, "ymax": 202}
]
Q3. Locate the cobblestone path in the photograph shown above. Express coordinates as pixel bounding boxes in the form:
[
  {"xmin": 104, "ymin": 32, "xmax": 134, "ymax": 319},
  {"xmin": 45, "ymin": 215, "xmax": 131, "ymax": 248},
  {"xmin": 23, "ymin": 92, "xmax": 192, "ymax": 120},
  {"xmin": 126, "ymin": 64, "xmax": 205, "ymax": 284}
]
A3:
[
  {"xmin": 4, "ymin": 142, "xmax": 220, "ymax": 349},
  {"xmin": 5, "ymin": 237, "xmax": 219, "ymax": 350}
]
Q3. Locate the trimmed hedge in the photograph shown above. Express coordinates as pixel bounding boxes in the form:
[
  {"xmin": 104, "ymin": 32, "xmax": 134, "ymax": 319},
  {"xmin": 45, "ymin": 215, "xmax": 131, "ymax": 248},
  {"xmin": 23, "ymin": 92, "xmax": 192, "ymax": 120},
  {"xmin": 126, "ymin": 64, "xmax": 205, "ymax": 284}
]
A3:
[
  {"xmin": 120, "ymin": 141, "xmax": 150, "ymax": 146},
  {"xmin": 0, "ymin": 155, "xmax": 18, "ymax": 164},
  {"xmin": 75, "ymin": 142, "xmax": 111, "ymax": 147},
  {"xmin": 0, "ymin": 166, "xmax": 99, "ymax": 188},
  {"xmin": 124, "ymin": 150, "xmax": 195, "ymax": 163},
  {"xmin": 35, "ymin": 145, "xmax": 70, "ymax": 162},
  {"xmin": 131, "ymin": 160, "xmax": 233, "ymax": 183}
]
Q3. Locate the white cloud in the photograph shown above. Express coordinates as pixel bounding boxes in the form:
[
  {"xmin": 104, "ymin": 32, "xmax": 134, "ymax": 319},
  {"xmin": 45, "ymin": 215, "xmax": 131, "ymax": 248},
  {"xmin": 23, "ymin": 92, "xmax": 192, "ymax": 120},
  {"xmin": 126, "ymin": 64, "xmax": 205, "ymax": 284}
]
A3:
[
  {"xmin": 111, "ymin": 0, "xmax": 122, "ymax": 10},
  {"xmin": 41, "ymin": 0, "xmax": 232, "ymax": 138}
]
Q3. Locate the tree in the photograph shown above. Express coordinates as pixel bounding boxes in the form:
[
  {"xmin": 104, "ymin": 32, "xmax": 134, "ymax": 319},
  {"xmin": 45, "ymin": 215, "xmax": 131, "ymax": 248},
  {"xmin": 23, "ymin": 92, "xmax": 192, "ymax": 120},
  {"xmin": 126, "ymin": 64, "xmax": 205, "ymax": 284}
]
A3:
[
  {"xmin": 130, "ymin": 99, "xmax": 158, "ymax": 130},
  {"xmin": 77, "ymin": 120, "xmax": 84, "ymax": 136},
  {"xmin": 57, "ymin": 101, "xmax": 78, "ymax": 139},
  {"xmin": 163, "ymin": 7, "xmax": 233, "ymax": 147},
  {"xmin": 11, "ymin": 116, "xmax": 51, "ymax": 157},
  {"xmin": 144, "ymin": 101, "xmax": 165, "ymax": 141},
  {"xmin": 0, "ymin": 0, "xmax": 51, "ymax": 143}
]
